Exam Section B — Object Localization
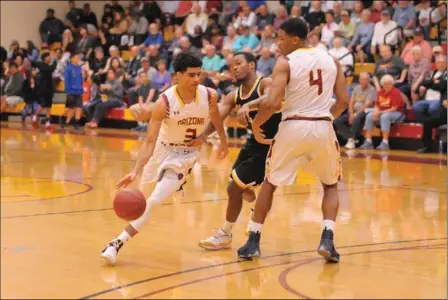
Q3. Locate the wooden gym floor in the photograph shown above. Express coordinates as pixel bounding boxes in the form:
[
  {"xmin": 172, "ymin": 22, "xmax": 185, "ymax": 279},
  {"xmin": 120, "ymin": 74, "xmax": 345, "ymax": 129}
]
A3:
[{"xmin": 1, "ymin": 122, "xmax": 446, "ymax": 299}]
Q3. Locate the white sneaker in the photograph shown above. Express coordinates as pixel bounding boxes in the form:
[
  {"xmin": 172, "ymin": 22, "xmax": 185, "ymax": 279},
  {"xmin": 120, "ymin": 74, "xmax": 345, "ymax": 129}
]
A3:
[
  {"xmin": 198, "ymin": 229, "xmax": 232, "ymax": 250},
  {"xmin": 45, "ymin": 121, "xmax": 51, "ymax": 128},
  {"xmin": 101, "ymin": 239, "xmax": 123, "ymax": 265},
  {"xmin": 345, "ymin": 139, "xmax": 355, "ymax": 149}
]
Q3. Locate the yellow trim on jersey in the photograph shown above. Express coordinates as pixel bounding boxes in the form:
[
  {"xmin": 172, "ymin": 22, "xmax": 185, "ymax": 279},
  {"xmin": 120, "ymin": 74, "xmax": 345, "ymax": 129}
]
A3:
[
  {"xmin": 175, "ymin": 86, "xmax": 200, "ymax": 107},
  {"xmin": 194, "ymin": 88, "xmax": 199, "ymax": 104},
  {"xmin": 239, "ymin": 76, "xmax": 262, "ymax": 100},
  {"xmin": 174, "ymin": 86, "xmax": 185, "ymax": 107},
  {"xmin": 234, "ymin": 89, "xmax": 239, "ymax": 103},
  {"xmin": 231, "ymin": 169, "xmax": 248, "ymax": 189}
]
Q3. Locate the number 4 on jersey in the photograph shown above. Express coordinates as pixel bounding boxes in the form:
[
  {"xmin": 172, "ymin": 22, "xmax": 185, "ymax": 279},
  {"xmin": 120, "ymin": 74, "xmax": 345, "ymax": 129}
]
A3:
[{"xmin": 309, "ymin": 69, "xmax": 323, "ymax": 95}]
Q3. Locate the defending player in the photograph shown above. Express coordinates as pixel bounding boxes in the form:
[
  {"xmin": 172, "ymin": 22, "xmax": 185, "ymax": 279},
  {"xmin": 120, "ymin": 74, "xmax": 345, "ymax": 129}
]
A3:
[
  {"xmin": 100, "ymin": 52, "xmax": 228, "ymax": 265},
  {"xmin": 237, "ymin": 18, "xmax": 350, "ymax": 263},
  {"xmin": 195, "ymin": 52, "xmax": 281, "ymax": 250}
]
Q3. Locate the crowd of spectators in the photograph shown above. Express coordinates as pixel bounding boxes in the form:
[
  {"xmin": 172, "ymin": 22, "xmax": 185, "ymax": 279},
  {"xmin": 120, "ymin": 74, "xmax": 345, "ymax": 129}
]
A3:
[{"xmin": 0, "ymin": 0, "xmax": 446, "ymax": 152}]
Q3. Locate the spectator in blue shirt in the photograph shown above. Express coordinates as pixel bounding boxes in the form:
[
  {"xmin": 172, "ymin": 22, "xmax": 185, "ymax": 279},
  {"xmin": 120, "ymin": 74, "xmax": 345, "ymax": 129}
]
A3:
[
  {"xmin": 63, "ymin": 52, "xmax": 84, "ymax": 129},
  {"xmin": 349, "ymin": 9, "xmax": 375, "ymax": 63},
  {"xmin": 393, "ymin": 1, "xmax": 416, "ymax": 37},
  {"xmin": 142, "ymin": 23, "xmax": 163, "ymax": 50},
  {"xmin": 232, "ymin": 25, "xmax": 259, "ymax": 52},
  {"xmin": 202, "ymin": 45, "xmax": 223, "ymax": 75}
]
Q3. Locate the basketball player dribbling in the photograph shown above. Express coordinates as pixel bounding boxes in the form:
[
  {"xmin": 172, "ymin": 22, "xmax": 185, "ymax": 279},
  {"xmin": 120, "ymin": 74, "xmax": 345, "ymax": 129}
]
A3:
[
  {"xmin": 237, "ymin": 18, "xmax": 350, "ymax": 262},
  {"xmin": 100, "ymin": 52, "xmax": 228, "ymax": 265},
  {"xmin": 193, "ymin": 52, "xmax": 281, "ymax": 250}
]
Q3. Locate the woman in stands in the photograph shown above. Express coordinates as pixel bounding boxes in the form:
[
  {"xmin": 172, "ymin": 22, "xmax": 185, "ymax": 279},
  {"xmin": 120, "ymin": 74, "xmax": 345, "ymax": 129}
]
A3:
[{"xmin": 361, "ymin": 75, "xmax": 405, "ymax": 150}]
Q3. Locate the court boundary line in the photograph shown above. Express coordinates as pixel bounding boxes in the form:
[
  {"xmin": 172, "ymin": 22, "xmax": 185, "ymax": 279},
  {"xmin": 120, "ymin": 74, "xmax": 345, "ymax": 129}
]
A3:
[
  {"xmin": 135, "ymin": 243, "xmax": 446, "ymax": 299},
  {"xmin": 79, "ymin": 237, "xmax": 446, "ymax": 299}
]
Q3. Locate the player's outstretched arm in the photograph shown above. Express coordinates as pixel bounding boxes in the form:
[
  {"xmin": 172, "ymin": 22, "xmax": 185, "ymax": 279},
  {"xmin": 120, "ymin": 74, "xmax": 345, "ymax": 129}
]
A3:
[
  {"xmin": 237, "ymin": 78, "xmax": 272, "ymax": 124},
  {"xmin": 330, "ymin": 58, "xmax": 350, "ymax": 119},
  {"xmin": 253, "ymin": 58, "xmax": 288, "ymax": 127},
  {"xmin": 116, "ymin": 98, "xmax": 167, "ymax": 188},
  {"xmin": 208, "ymin": 88, "xmax": 229, "ymax": 159}
]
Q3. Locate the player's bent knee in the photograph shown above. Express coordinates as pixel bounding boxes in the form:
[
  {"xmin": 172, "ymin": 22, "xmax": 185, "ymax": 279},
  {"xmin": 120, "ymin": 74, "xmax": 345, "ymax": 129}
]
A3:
[{"xmin": 227, "ymin": 180, "xmax": 245, "ymax": 198}]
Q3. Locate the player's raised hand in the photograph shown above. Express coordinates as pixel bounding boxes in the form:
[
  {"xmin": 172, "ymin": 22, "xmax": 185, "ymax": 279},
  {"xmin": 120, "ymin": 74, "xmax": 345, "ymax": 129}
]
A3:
[
  {"xmin": 252, "ymin": 123, "xmax": 272, "ymax": 145},
  {"xmin": 237, "ymin": 104, "xmax": 251, "ymax": 126},
  {"xmin": 116, "ymin": 172, "xmax": 137, "ymax": 188}
]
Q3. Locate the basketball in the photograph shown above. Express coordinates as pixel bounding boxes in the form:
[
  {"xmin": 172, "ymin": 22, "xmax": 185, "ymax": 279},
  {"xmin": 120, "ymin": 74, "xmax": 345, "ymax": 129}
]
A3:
[{"xmin": 113, "ymin": 188, "xmax": 146, "ymax": 221}]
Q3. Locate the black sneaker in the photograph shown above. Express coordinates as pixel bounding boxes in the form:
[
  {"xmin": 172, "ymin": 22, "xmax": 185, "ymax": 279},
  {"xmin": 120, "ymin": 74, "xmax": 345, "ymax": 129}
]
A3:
[
  {"xmin": 237, "ymin": 231, "xmax": 261, "ymax": 258},
  {"xmin": 317, "ymin": 229, "xmax": 340, "ymax": 263}
]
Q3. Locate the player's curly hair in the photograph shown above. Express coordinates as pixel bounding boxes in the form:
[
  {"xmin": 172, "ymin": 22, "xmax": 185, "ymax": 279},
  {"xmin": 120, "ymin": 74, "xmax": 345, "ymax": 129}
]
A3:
[
  {"xmin": 279, "ymin": 17, "xmax": 308, "ymax": 40},
  {"xmin": 172, "ymin": 51, "xmax": 202, "ymax": 73}
]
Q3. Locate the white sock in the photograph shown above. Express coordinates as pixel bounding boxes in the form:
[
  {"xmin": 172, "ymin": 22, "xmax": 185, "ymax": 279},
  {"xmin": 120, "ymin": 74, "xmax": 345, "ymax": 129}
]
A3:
[
  {"xmin": 221, "ymin": 221, "xmax": 235, "ymax": 235},
  {"xmin": 366, "ymin": 138, "xmax": 372, "ymax": 143},
  {"xmin": 382, "ymin": 139, "xmax": 389, "ymax": 144},
  {"xmin": 117, "ymin": 230, "xmax": 131, "ymax": 243},
  {"xmin": 248, "ymin": 219, "xmax": 263, "ymax": 233},
  {"xmin": 323, "ymin": 220, "xmax": 335, "ymax": 231}
]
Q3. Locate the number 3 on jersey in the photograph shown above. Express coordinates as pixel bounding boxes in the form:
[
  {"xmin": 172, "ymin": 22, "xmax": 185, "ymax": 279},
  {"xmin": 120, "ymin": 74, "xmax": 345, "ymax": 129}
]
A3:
[
  {"xmin": 184, "ymin": 128, "xmax": 197, "ymax": 142},
  {"xmin": 309, "ymin": 69, "xmax": 323, "ymax": 95}
]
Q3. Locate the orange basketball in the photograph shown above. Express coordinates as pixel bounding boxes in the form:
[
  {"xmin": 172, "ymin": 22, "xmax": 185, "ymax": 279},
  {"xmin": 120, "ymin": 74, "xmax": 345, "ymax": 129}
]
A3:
[{"xmin": 113, "ymin": 188, "xmax": 146, "ymax": 221}]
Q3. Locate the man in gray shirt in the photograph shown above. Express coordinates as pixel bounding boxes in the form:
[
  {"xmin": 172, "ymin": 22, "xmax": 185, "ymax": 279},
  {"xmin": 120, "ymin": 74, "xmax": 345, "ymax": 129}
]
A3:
[
  {"xmin": 257, "ymin": 47, "xmax": 276, "ymax": 77},
  {"xmin": 86, "ymin": 69, "xmax": 123, "ymax": 128},
  {"xmin": 334, "ymin": 72, "xmax": 377, "ymax": 149}
]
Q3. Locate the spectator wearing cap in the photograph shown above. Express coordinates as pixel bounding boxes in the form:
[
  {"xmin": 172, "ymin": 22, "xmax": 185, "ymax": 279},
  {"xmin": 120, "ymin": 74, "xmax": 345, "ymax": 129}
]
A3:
[
  {"xmin": 39, "ymin": 9, "xmax": 65, "ymax": 45},
  {"xmin": 400, "ymin": 28, "xmax": 433, "ymax": 65},
  {"xmin": 232, "ymin": 26, "xmax": 259, "ymax": 52},
  {"xmin": 371, "ymin": 10, "xmax": 398, "ymax": 56},
  {"xmin": 361, "ymin": 75, "xmax": 405, "ymax": 150},
  {"xmin": 137, "ymin": 57, "xmax": 157, "ymax": 81},
  {"xmin": 349, "ymin": 9, "xmax": 375, "ymax": 63},
  {"xmin": 393, "ymin": 0, "xmax": 416, "ymax": 38},
  {"xmin": 338, "ymin": 10, "xmax": 355, "ymax": 40},
  {"xmin": 0, "ymin": 62, "xmax": 24, "ymax": 112},
  {"xmin": 373, "ymin": 44, "xmax": 408, "ymax": 92},
  {"xmin": 321, "ymin": 10, "xmax": 339, "ymax": 46},
  {"xmin": 399, "ymin": 46, "xmax": 432, "ymax": 103}
]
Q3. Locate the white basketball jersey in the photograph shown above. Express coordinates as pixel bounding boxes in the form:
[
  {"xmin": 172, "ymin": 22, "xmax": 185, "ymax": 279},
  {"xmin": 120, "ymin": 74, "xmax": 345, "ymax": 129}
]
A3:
[
  {"xmin": 158, "ymin": 85, "xmax": 210, "ymax": 151},
  {"xmin": 282, "ymin": 48, "xmax": 337, "ymax": 119}
]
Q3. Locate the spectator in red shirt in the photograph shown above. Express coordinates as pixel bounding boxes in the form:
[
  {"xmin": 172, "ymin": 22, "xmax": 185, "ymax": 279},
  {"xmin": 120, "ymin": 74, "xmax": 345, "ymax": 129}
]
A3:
[{"xmin": 361, "ymin": 75, "xmax": 405, "ymax": 150}]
